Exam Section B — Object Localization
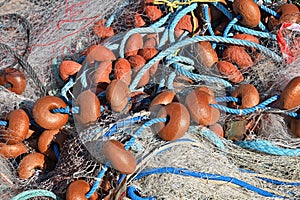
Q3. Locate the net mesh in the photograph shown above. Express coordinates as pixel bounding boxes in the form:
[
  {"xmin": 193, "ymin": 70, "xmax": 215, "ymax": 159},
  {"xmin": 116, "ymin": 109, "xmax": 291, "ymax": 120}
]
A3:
[{"xmin": 1, "ymin": 0, "xmax": 300, "ymax": 199}]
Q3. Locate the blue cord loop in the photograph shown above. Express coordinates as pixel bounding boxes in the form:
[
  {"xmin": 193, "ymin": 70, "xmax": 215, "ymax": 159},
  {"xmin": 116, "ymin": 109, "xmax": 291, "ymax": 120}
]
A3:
[
  {"xmin": 132, "ymin": 167, "xmax": 285, "ymax": 198},
  {"xmin": 0, "ymin": 120, "xmax": 8, "ymax": 126},
  {"xmin": 127, "ymin": 186, "xmax": 156, "ymax": 200}
]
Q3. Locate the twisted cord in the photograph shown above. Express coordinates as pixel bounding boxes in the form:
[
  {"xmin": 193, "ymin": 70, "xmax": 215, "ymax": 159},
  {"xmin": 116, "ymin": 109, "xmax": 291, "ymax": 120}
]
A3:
[
  {"xmin": 104, "ymin": 115, "xmax": 150, "ymax": 137},
  {"xmin": 169, "ymin": 3, "xmax": 198, "ymax": 44},
  {"xmin": 203, "ymin": 4, "xmax": 215, "ymax": 37},
  {"xmin": 0, "ymin": 120, "xmax": 8, "ymax": 126},
  {"xmin": 233, "ymin": 25, "xmax": 277, "ymax": 40},
  {"xmin": 119, "ymin": 27, "xmax": 165, "ymax": 58},
  {"xmin": 167, "ymin": 72, "xmax": 176, "ymax": 90},
  {"xmin": 150, "ymin": 13, "xmax": 172, "ymax": 28},
  {"xmin": 210, "ymin": 95, "xmax": 300, "ymax": 117},
  {"xmin": 173, "ymin": 62, "xmax": 232, "ymax": 88},
  {"xmin": 212, "ymin": 2, "xmax": 233, "ymax": 20},
  {"xmin": 85, "ymin": 163, "xmax": 110, "ymax": 198},
  {"xmin": 124, "ymin": 118, "xmax": 167, "ymax": 150},
  {"xmin": 200, "ymin": 127, "xmax": 226, "ymax": 151},
  {"xmin": 215, "ymin": 96, "xmax": 240, "ymax": 103},
  {"xmin": 258, "ymin": 22, "xmax": 268, "ymax": 32},
  {"xmin": 127, "ymin": 186, "xmax": 156, "ymax": 200},
  {"xmin": 235, "ymin": 140, "xmax": 300, "ymax": 156},
  {"xmin": 259, "ymin": 4, "xmax": 280, "ymax": 18},
  {"xmin": 129, "ymin": 35, "xmax": 281, "ymax": 90},
  {"xmin": 132, "ymin": 167, "xmax": 285, "ymax": 198},
  {"xmin": 0, "ymin": 43, "xmax": 46, "ymax": 94},
  {"xmin": 223, "ymin": 17, "xmax": 240, "ymax": 38},
  {"xmin": 12, "ymin": 189, "xmax": 61, "ymax": 200},
  {"xmin": 52, "ymin": 106, "xmax": 70, "ymax": 114}
]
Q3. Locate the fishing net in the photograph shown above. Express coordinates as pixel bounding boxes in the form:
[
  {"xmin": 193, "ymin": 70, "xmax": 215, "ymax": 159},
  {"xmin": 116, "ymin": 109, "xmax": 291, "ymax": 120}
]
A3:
[{"xmin": 0, "ymin": 0, "xmax": 300, "ymax": 199}]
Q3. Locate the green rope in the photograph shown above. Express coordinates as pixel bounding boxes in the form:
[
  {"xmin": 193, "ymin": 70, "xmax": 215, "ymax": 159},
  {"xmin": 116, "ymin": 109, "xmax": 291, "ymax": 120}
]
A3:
[{"xmin": 12, "ymin": 189, "xmax": 61, "ymax": 200}]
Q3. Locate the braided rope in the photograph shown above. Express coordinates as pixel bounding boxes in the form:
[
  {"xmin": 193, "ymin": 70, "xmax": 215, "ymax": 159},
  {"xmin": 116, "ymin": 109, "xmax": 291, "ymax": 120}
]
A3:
[
  {"xmin": 132, "ymin": 167, "xmax": 285, "ymax": 198},
  {"xmin": 168, "ymin": 3, "xmax": 198, "ymax": 44},
  {"xmin": 223, "ymin": 17, "xmax": 240, "ymax": 38},
  {"xmin": 124, "ymin": 118, "xmax": 167, "ymax": 150},
  {"xmin": 12, "ymin": 189, "xmax": 61, "ymax": 200},
  {"xmin": 233, "ymin": 24, "xmax": 277, "ymax": 40},
  {"xmin": 173, "ymin": 62, "xmax": 233, "ymax": 87},
  {"xmin": 235, "ymin": 140, "xmax": 300, "ymax": 156},
  {"xmin": 129, "ymin": 35, "xmax": 281, "ymax": 90}
]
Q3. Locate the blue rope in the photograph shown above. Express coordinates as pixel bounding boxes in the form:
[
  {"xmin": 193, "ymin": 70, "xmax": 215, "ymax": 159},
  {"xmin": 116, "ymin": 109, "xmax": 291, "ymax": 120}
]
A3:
[
  {"xmin": 212, "ymin": 2, "xmax": 233, "ymax": 20},
  {"xmin": 127, "ymin": 186, "xmax": 156, "ymax": 200},
  {"xmin": 215, "ymin": 96, "xmax": 241, "ymax": 103},
  {"xmin": 53, "ymin": 143, "xmax": 60, "ymax": 160},
  {"xmin": 173, "ymin": 63, "xmax": 232, "ymax": 88},
  {"xmin": 167, "ymin": 72, "xmax": 176, "ymax": 90},
  {"xmin": 233, "ymin": 24, "xmax": 277, "ymax": 40},
  {"xmin": 200, "ymin": 128, "xmax": 226, "ymax": 151},
  {"xmin": 0, "ymin": 120, "xmax": 8, "ymax": 126},
  {"xmin": 257, "ymin": 177, "xmax": 300, "ymax": 186},
  {"xmin": 129, "ymin": 35, "xmax": 281, "ymax": 90},
  {"xmin": 258, "ymin": 22, "xmax": 268, "ymax": 32},
  {"xmin": 132, "ymin": 167, "xmax": 285, "ymax": 198},
  {"xmin": 239, "ymin": 168, "xmax": 300, "ymax": 186},
  {"xmin": 119, "ymin": 27, "xmax": 164, "ymax": 58},
  {"xmin": 124, "ymin": 118, "xmax": 167, "ymax": 150},
  {"xmin": 86, "ymin": 163, "xmax": 110, "ymax": 198},
  {"xmin": 169, "ymin": 3, "xmax": 198, "ymax": 44},
  {"xmin": 12, "ymin": 189, "xmax": 61, "ymax": 200},
  {"xmin": 235, "ymin": 140, "xmax": 300, "ymax": 156},
  {"xmin": 52, "ymin": 106, "xmax": 70, "ymax": 114},
  {"xmin": 223, "ymin": 17, "xmax": 240, "ymax": 38},
  {"xmin": 104, "ymin": 115, "xmax": 150, "ymax": 137},
  {"xmin": 253, "ymin": 0, "xmax": 280, "ymax": 18},
  {"xmin": 150, "ymin": 13, "xmax": 172, "ymax": 28},
  {"xmin": 259, "ymin": 4, "xmax": 280, "ymax": 18},
  {"xmin": 210, "ymin": 95, "xmax": 279, "ymax": 115},
  {"xmin": 158, "ymin": 6, "xmax": 183, "ymax": 50},
  {"xmin": 203, "ymin": 4, "xmax": 216, "ymax": 49}
]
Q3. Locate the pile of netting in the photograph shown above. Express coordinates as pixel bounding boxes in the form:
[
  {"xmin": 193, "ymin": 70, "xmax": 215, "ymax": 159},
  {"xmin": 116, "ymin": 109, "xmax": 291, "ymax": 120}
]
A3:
[{"xmin": 1, "ymin": 0, "xmax": 300, "ymax": 199}]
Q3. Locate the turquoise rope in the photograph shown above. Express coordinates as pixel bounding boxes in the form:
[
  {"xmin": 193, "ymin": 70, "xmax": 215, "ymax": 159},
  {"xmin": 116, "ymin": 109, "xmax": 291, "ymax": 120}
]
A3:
[
  {"xmin": 235, "ymin": 140, "xmax": 300, "ymax": 156},
  {"xmin": 233, "ymin": 24, "xmax": 277, "ymax": 40},
  {"xmin": 12, "ymin": 189, "xmax": 61, "ymax": 200},
  {"xmin": 200, "ymin": 128, "xmax": 226, "ymax": 151},
  {"xmin": 169, "ymin": 3, "xmax": 198, "ymax": 44},
  {"xmin": 129, "ymin": 35, "xmax": 281, "ymax": 90},
  {"xmin": 173, "ymin": 62, "xmax": 232, "ymax": 88}
]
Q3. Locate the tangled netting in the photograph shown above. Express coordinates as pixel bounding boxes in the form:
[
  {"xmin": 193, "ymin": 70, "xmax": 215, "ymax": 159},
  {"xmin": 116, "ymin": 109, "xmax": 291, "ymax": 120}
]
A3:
[{"xmin": 1, "ymin": 0, "xmax": 300, "ymax": 199}]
